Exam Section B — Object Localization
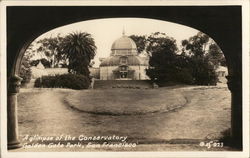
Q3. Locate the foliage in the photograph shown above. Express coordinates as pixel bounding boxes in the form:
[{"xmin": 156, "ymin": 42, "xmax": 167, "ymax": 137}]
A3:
[
  {"xmin": 181, "ymin": 32, "xmax": 209, "ymax": 57},
  {"xmin": 173, "ymin": 55, "xmax": 194, "ymax": 84},
  {"xmin": 36, "ymin": 35, "xmax": 66, "ymax": 68},
  {"xmin": 129, "ymin": 35, "xmax": 147, "ymax": 53},
  {"xmin": 181, "ymin": 32, "xmax": 219, "ymax": 85},
  {"xmin": 61, "ymin": 32, "xmax": 96, "ymax": 78},
  {"xmin": 19, "ymin": 55, "xmax": 32, "ymax": 86},
  {"xmin": 28, "ymin": 31, "xmax": 222, "ymax": 87},
  {"xmin": 145, "ymin": 32, "xmax": 220, "ymax": 86},
  {"xmin": 145, "ymin": 32, "xmax": 187, "ymax": 85},
  {"xmin": 25, "ymin": 32, "xmax": 96, "ymax": 89},
  {"xmin": 24, "ymin": 43, "xmax": 36, "ymax": 59},
  {"xmin": 34, "ymin": 74, "xmax": 90, "ymax": 90},
  {"xmin": 206, "ymin": 43, "xmax": 226, "ymax": 68},
  {"xmin": 30, "ymin": 58, "xmax": 51, "ymax": 68},
  {"xmin": 189, "ymin": 57, "xmax": 218, "ymax": 85},
  {"xmin": 146, "ymin": 32, "xmax": 178, "ymax": 55}
]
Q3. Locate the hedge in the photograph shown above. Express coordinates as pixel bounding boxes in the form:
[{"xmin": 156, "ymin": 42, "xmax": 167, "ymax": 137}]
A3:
[{"xmin": 34, "ymin": 74, "xmax": 90, "ymax": 90}]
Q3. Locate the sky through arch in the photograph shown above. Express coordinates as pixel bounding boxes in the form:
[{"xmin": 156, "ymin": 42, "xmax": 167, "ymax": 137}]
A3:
[{"xmin": 30, "ymin": 18, "xmax": 199, "ymax": 67}]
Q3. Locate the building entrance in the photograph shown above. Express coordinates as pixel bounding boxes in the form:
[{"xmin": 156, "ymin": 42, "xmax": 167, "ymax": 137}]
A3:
[{"xmin": 120, "ymin": 72, "xmax": 127, "ymax": 78}]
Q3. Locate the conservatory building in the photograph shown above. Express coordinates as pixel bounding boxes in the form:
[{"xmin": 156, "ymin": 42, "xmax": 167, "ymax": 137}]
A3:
[{"xmin": 99, "ymin": 32, "xmax": 149, "ymax": 80}]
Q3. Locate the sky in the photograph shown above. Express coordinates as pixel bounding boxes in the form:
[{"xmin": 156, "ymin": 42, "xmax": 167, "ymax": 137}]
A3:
[{"xmin": 30, "ymin": 18, "xmax": 199, "ymax": 67}]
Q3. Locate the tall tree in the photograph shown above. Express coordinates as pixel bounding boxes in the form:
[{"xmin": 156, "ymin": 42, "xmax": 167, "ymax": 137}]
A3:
[
  {"xmin": 146, "ymin": 32, "xmax": 178, "ymax": 56},
  {"xmin": 181, "ymin": 32, "xmax": 218, "ymax": 85},
  {"xmin": 145, "ymin": 32, "xmax": 180, "ymax": 85},
  {"xmin": 129, "ymin": 35, "xmax": 147, "ymax": 54},
  {"xmin": 206, "ymin": 43, "xmax": 226, "ymax": 67},
  {"xmin": 36, "ymin": 35, "xmax": 65, "ymax": 67},
  {"xmin": 61, "ymin": 32, "xmax": 96, "ymax": 78},
  {"xmin": 181, "ymin": 32, "xmax": 209, "ymax": 57}
]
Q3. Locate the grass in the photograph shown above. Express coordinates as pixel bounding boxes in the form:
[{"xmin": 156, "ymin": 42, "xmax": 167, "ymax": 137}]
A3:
[
  {"xmin": 65, "ymin": 88, "xmax": 187, "ymax": 115},
  {"xmin": 17, "ymin": 85, "xmax": 233, "ymax": 151}
]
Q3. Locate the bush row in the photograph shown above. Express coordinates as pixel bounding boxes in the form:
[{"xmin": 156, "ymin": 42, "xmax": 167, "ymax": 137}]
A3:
[{"xmin": 34, "ymin": 74, "xmax": 90, "ymax": 90}]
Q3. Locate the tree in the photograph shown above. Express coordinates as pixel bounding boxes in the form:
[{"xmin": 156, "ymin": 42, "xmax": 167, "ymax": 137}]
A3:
[
  {"xmin": 181, "ymin": 32, "xmax": 218, "ymax": 85},
  {"xmin": 24, "ymin": 43, "xmax": 36, "ymax": 59},
  {"xmin": 189, "ymin": 57, "xmax": 218, "ymax": 85},
  {"xmin": 206, "ymin": 43, "xmax": 226, "ymax": 68},
  {"xmin": 146, "ymin": 32, "xmax": 178, "ymax": 56},
  {"xmin": 129, "ymin": 35, "xmax": 147, "ymax": 54},
  {"xmin": 36, "ymin": 35, "xmax": 66, "ymax": 68},
  {"xmin": 145, "ymin": 32, "xmax": 180, "ymax": 85},
  {"xmin": 181, "ymin": 32, "xmax": 209, "ymax": 58},
  {"xmin": 61, "ymin": 32, "xmax": 96, "ymax": 79}
]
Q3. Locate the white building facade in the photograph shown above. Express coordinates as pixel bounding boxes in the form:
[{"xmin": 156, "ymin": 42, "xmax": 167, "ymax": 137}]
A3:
[{"xmin": 99, "ymin": 33, "xmax": 149, "ymax": 80}]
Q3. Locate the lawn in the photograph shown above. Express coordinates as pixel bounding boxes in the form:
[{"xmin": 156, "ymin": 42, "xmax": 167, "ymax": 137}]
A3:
[
  {"xmin": 16, "ymin": 86, "xmax": 232, "ymax": 151},
  {"xmin": 65, "ymin": 88, "xmax": 187, "ymax": 115}
]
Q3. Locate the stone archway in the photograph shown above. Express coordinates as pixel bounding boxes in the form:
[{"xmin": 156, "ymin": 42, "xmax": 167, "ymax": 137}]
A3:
[{"xmin": 6, "ymin": 6, "xmax": 242, "ymax": 149}]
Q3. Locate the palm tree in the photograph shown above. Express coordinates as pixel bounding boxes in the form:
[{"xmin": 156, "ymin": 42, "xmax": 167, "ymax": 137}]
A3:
[{"xmin": 62, "ymin": 32, "xmax": 96, "ymax": 77}]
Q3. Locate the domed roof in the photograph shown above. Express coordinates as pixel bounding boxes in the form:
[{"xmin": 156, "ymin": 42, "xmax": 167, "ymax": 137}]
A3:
[
  {"xmin": 111, "ymin": 35, "xmax": 137, "ymax": 50},
  {"xmin": 100, "ymin": 56, "xmax": 148, "ymax": 67}
]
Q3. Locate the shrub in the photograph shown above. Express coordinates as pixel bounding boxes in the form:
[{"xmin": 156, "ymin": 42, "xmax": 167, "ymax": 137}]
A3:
[
  {"xmin": 146, "ymin": 66, "xmax": 194, "ymax": 87},
  {"xmin": 190, "ymin": 58, "xmax": 218, "ymax": 85},
  {"xmin": 34, "ymin": 74, "xmax": 90, "ymax": 90},
  {"xmin": 174, "ymin": 68, "xmax": 194, "ymax": 84}
]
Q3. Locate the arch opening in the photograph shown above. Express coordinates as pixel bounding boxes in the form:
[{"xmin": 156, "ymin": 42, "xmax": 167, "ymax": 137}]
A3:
[{"xmin": 6, "ymin": 6, "xmax": 242, "ymax": 151}]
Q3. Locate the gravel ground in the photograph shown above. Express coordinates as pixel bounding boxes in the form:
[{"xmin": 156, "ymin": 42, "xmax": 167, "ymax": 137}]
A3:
[{"xmin": 14, "ymin": 86, "xmax": 232, "ymax": 151}]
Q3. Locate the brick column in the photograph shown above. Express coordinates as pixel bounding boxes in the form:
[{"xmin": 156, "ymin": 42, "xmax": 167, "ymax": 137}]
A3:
[{"xmin": 7, "ymin": 75, "xmax": 22, "ymax": 149}]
